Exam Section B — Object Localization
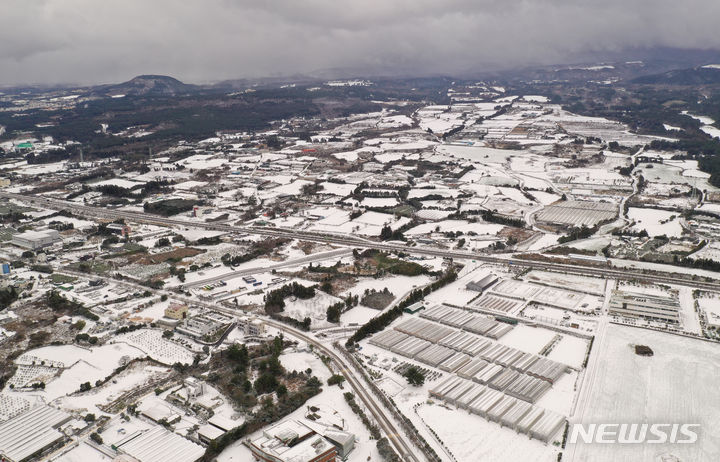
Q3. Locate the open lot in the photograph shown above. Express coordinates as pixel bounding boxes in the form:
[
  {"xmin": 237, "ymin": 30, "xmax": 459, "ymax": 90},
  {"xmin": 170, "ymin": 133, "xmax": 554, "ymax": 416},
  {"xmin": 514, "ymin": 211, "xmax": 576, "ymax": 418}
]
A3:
[{"xmin": 567, "ymin": 325, "xmax": 720, "ymax": 462}]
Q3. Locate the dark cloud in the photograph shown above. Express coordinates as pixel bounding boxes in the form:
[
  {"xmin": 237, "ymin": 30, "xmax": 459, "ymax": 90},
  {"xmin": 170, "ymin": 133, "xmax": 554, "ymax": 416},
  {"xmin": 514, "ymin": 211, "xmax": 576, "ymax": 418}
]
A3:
[{"xmin": 1, "ymin": 0, "xmax": 720, "ymax": 85}]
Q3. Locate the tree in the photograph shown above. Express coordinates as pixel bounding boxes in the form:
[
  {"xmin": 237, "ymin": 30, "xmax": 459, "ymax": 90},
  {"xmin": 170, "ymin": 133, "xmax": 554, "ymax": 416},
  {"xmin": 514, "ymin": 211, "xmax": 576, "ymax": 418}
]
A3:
[
  {"xmin": 254, "ymin": 373, "xmax": 279, "ymax": 394},
  {"xmin": 90, "ymin": 432, "xmax": 103, "ymax": 444},
  {"xmin": 79, "ymin": 382, "xmax": 92, "ymax": 392},
  {"xmin": 306, "ymin": 376, "xmax": 322, "ymax": 389},
  {"xmin": 320, "ymin": 280, "xmax": 333, "ymax": 294},
  {"xmin": 272, "ymin": 334, "xmax": 284, "ymax": 356},
  {"xmin": 227, "ymin": 344, "xmax": 249, "ymax": 368},
  {"xmin": 403, "ymin": 366, "xmax": 425, "ymax": 386},
  {"xmin": 326, "ymin": 303, "xmax": 342, "ymax": 323},
  {"xmin": 0, "ymin": 286, "xmax": 19, "ymax": 310},
  {"xmin": 267, "ymin": 356, "xmax": 284, "ymax": 376},
  {"xmin": 266, "ymin": 135, "xmax": 283, "ymax": 150},
  {"xmin": 84, "ymin": 413, "xmax": 96, "ymax": 422},
  {"xmin": 327, "ymin": 374, "xmax": 345, "ymax": 386}
]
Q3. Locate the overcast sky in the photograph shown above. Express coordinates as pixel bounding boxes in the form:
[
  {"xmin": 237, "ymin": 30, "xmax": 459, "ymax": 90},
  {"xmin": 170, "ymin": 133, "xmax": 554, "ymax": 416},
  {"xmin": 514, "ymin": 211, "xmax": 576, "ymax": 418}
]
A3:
[{"xmin": 2, "ymin": 0, "xmax": 720, "ymax": 85}]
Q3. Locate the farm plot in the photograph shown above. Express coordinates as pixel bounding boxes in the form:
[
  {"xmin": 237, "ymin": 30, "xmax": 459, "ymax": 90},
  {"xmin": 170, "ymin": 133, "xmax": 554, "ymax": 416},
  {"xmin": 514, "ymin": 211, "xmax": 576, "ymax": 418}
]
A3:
[
  {"xmin": 533, "ymin": 287, "xmax": 592, "ymax": 311},
  {"xmin": 417, "ymin": 403, "xmax": 560, "ymax": 462},
  {"xmin": 489, "ymin": 279, "xmax": 543, "ymax": 300},
  {"xmin": 627, "ymin": 207, "xmax": 683, "ymax": 238},
  {"xmin": 498, "ymin": 324, "xmax": 559, "ymax": 356},
  {"xmin": 0, "ymin": 395, "xmax": 30, "ymax": 422},
  {"xmin": 9, "ymin": 343, "xmax": 146, "ymax": 400},
  {"xmin": 112, "ymin": 329, "xmax": 194, "ymax": 365},
  {"xmin": 524, "ymin": 271, "xmax": 606, "ymax": 296},
  {"xmin": 567, "ymin": 325, "xmax": 720, "ymax": 462}
]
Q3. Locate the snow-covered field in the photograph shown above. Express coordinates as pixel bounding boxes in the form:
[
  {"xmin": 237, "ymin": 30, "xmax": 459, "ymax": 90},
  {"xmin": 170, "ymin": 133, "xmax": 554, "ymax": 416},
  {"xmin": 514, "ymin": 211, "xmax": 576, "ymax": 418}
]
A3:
[
  {"xmin": 7, "ymin": 343, "xmax": 146, "ymax": 401},
  {"xmin": 627, "ymin": 207, "xmax": 683, "ymax": 237},
  {"xmin": 282, "ymin": 290, "xmax": 344, "ymax": 328},
  {"xmin": 568, "ymin": 325, "xmax": 720, "ymax": 462},
  {"xmin": 418, "ymin": 403, "xmax": 560, "ymax": 462},
  {"xmin": 111, "ymin": 329, "xmax": 195, "ymax": 365}
]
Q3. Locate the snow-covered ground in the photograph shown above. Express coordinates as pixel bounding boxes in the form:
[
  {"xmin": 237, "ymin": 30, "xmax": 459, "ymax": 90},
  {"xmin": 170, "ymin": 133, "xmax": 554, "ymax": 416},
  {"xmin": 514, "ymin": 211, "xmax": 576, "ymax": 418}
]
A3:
[
  {"xmin": 218, "ymin": 349, "xmax": 381, "ymax": 462},
  {"xmin": 567, "ymin": 324, "xmax": 720, "ymax": 462},
  {"xmin": 627, "ymin": 207, "xmax": 683, "ymax": 237},
  {"xmin": 111, "ymin": 329, "xmax": 195, "ymax": 365},
  {"xmin": 417, "ymin": 403, "xmax": 560, "ymax": 462}
]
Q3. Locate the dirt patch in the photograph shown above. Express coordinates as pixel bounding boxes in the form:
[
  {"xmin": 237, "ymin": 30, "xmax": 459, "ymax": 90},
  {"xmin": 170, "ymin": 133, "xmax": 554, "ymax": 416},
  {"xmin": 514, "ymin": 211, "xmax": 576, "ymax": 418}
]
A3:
[
  {"xmin": 295, "ymin": 241, "xmax": 337, "ymax": 255},
  {"xmin": 498, "ymin": 226, "xmax": 535, "ymax": 243}
]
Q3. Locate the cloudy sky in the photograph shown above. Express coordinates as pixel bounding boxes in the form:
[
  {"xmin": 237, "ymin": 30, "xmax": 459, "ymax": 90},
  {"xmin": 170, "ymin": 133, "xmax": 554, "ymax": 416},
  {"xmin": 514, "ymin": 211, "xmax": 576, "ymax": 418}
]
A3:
[{"xmin": 1, "ymin": 0, "xmax": 719, "ymax": 85}]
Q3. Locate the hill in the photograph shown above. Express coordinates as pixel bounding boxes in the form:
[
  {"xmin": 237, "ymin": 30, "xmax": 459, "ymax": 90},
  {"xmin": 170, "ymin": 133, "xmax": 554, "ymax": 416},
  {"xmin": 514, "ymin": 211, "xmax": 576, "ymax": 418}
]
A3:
[
  {"xmin": 95, "ymin": 75, "xmax": 197, "ymax": 96},
  {"xmin": 631, "ymin": 66, "xmax": 720, "ymax": 85}
]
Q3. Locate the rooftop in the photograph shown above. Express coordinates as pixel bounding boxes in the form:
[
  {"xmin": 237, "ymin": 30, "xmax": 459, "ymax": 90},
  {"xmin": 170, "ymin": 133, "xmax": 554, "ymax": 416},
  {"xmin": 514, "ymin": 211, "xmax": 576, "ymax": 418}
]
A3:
[
  {"xmin": 116, "ymin": 426, "xmax": 205, "ymax": 462},
  {"xmin": 0, "ymin": 405, "xmax": 71, "ymax": 462}
]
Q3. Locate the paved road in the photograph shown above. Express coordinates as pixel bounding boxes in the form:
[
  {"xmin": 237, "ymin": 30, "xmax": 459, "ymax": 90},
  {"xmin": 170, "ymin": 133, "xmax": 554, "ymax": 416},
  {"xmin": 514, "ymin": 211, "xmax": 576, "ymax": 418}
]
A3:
[
  {"xmin": 5, "ymin": 191, "xmax": 720, "ymax": 292},
  {"xmin": 265, "ymin": 320, "xmax": 422, "ymax": 462},
  {"xmin": 185, "ymin": 248, "xmax": 352, "ymax": 289},
  {"xmin": 565, "ymin": 279, "xmax": 614, "ymax": 461},
  {"xmin": 58, "ymin": 269, "xmax": 422, "ymax": 461}
]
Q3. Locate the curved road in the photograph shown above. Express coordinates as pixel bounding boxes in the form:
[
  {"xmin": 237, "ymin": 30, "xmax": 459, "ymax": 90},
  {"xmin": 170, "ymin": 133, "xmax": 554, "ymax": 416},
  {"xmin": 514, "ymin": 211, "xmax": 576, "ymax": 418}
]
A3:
[
  {"xmin": 58, "ymin": 269, "xmax": 422, "ymax": 461},
  {"xmin": 264, "ymin": 319, "xmax": 421, "ymax": 462}
]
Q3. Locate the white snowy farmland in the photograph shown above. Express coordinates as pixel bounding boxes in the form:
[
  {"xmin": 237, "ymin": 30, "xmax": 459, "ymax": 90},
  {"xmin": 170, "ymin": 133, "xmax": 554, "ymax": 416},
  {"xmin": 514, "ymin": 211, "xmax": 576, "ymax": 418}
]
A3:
[
  {"xmin": 567, "ymin": 325, "xmax": 720, "ymax": 462},
  {"xmin": 627, "ymin": 207, "xmax": 683, "ymax": 237},
  {"xmin": 9, "ymin": 343, "xmax": 146, "ymax": 400},
  {"xmin": 111, "ymin": 329, "xmax": 195, "ymax": 365},
  {"xmin": 282, "ymin": 290, "xmax": 344, "ymax": 328}
]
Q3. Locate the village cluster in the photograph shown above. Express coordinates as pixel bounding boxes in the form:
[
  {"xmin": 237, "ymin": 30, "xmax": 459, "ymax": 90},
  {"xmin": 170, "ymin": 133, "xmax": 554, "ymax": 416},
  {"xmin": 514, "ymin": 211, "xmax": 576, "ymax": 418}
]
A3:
[{"xmin": 0, "ymin": 79, "xmax": 719, "ymax": 462}]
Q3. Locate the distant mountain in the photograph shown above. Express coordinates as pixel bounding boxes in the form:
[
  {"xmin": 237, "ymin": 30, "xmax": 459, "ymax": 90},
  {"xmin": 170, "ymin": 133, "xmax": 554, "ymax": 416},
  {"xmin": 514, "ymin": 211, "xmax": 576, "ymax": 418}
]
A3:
[
  {"xmin": 94, "ymin": 75, "xmax": 197, "ymax": 96},
  {"xmin": 631, "ymin": 65, "xmax": 720, "ymax": 85}
]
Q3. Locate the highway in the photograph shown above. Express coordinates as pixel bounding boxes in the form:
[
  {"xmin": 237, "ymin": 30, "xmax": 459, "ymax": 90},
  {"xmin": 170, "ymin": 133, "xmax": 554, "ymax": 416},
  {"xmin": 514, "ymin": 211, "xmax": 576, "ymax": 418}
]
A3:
[
  {"xmin": 32, "ymin": 188, "xmax": 717, "ymax": 461},
  {"xmin": 184, "ymin": 248, "xmax": 352, "ymax": 289},
  {"xmin": 5, "ymin": 191, "xmax": 720, "ymax": 292}
]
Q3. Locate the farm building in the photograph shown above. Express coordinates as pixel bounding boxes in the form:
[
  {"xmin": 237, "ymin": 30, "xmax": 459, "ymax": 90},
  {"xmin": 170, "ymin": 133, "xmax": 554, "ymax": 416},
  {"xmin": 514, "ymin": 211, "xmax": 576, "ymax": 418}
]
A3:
[
  {"xmin": 608, "ymin": 290, "xmax": 680, "ymax": 324},
  {"xmin": 11, "ymin": 229, "xmax": 62, "ymax": 250},
  {"xmin": 113, "ymin": 426, "xmax": 205, "ymax": 462},
  {"xmin": 0, "ymin": 405, "xmax": 72, "ymax": 462},
  {"xmin": 247, "ymin": 419, "xmax": 339, "ymax": 462},
  {"xmin": 428, "ymin": 376, "xmax": 565, "ymax": 443},
  {"xmin": 535, "ymin": 200, "xmax": 616, "ymax": 227},
  {"xmin": 465, "ymin": 273, "xmax": 499, "ymax": 293}
]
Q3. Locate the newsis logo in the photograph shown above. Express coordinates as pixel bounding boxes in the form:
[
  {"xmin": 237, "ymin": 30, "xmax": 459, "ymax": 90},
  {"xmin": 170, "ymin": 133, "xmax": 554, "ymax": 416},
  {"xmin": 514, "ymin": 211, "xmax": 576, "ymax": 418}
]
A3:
[{"xmin": 568, "ymin": 423, "xmax": 700, "ymax": 444}]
